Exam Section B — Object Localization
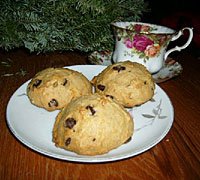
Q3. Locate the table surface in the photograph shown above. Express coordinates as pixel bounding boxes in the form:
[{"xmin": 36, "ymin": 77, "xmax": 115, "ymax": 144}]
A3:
[{"xmin": 0, "ymin": 48, "xmax": 199, "ymax": 180}]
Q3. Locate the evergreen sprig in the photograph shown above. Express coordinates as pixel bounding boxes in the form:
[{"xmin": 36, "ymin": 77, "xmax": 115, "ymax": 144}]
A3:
[{"xmin": 0, "ymin": 0, "xmax": 149, "ymax": 53}]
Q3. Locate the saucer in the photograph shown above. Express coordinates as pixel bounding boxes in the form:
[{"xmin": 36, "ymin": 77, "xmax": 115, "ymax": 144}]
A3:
[{"xmin": 88, "ymin": 50, "xmax": 182, "ymax": 83}]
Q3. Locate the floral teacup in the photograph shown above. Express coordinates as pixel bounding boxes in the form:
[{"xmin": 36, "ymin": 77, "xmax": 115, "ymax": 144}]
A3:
[{"xmin": 112, "ymin": 22, "xmax": 193, "ymax": 73}]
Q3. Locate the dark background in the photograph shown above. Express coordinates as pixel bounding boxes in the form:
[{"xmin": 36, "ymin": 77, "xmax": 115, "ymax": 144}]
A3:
[
  {"xmin": 143, "ymin": 0, "xmax": 199, "ymax": 24},
  {"xmin": 142, "ymin": 0, "xmax": 200, "ymax": 57}
]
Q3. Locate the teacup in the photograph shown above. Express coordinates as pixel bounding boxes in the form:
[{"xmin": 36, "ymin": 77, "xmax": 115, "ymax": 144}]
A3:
[{"xmin": 112, "ymin": 22, "xmax": 193, "ymax": 73}]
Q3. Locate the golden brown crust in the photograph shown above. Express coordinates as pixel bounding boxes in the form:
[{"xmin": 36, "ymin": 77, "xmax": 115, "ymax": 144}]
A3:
[
  {"xmin": 53, "ymin": 94, "xmax": 134, "ymax": 155},
  {"xmin": 27, "ymin": 67, "xmax": 92, "ymax": 111},
  {"xmin": 92, "ymin": 61, "xmax": 155, "ymax": 107}
]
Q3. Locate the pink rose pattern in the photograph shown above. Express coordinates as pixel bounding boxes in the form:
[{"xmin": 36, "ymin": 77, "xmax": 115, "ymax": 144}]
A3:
[
  {"xmin": 134, "ymin": 24, "xmax": 142, "ymax": 31},
  {"xmin": 121, "ymin": 24, "xmax": 171, "ymax": 59},
  {"xmin": 125, "ymin": 39, "xmax": 134, "ymax": 48},
  {"xmin": 132, "ymin": 35, "xmax": 154, "ymax": 52}
]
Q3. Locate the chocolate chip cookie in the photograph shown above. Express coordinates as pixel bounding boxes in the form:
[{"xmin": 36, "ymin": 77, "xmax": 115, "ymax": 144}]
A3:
[
  {"xmin": 91, "ymin": 61, "xmax": 155, "ymax": 107},
  {"xmin": 53, "ymin": 94, "xmax": 134, "ymax": 155},
  {"xmin": 27, "ymin": 67, "xmax": 92, "ymax": 111}
]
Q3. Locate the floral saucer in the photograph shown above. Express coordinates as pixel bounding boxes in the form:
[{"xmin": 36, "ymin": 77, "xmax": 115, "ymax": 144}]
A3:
[{"xmin": 88, "ymin": 50, "xmax": 182, "ymax": 83}]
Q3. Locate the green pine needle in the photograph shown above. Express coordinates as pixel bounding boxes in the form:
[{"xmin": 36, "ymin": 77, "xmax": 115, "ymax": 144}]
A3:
[{"xmin": 0, "ymin": 0, "xmax": 149, "ymax": 53}]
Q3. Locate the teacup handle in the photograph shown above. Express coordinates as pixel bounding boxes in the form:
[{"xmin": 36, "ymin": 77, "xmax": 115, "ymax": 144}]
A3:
[{"xmin": 164, "ymin": 27, "xmax": 193, "ymax": 60}]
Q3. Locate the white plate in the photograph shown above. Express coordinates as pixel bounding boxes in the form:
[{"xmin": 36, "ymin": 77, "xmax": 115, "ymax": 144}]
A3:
[{"xmin": 6, "ymin": 65, "xmax": 174, "ymax": 163}]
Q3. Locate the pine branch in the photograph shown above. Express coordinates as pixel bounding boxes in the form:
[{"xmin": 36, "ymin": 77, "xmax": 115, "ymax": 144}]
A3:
[{"xmin": 0, "ymin": 0, "xmax": 149, "ymax": 53}]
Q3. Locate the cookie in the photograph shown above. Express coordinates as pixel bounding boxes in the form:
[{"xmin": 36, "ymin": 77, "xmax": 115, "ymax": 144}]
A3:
[
  {"xmin": 53, "ymin": 94, "xmax": 134, "ymax": 155},
  {"xmin": 91, "ymin": 61, "xmax": 155, "ymax": 107},
  {"xmin": 27, "ymin": 67, "xmax": 92, "ymax": 111}
]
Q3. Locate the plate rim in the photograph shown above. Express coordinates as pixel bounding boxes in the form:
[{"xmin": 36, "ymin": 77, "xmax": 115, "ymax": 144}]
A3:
[{"xmin": 6, "ymin": 64, "xmax": 174, "ymax": 163}]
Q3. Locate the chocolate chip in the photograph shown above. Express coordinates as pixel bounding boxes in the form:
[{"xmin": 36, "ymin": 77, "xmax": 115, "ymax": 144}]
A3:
[
  {"xmin": 113, "ymin": 65, "xmax": 126, "ymax": 72},
  {"xmin": 48, "ymin": 99, "xmax": 58, "ymax": 107},
  {"xmin": 92, "ymin": 138, "xmax": 96, "ymax": 142},
  {"xmin": 86, "ymin": 105, "xmax": 96, "ymax": 115},
  {"xmin": 65, "ymin": 118, "xmax": 76, "ymax": 129},
  {"xmin": 106, "ymin": 95, "xmax": 114, "ymax": 99},
  {"xmin": 62, "ymin": 78, "xmax": 67, "ymax": 86},
  {"xmin": 97, "ymin": 84, "xmax": 105, "ymax": 91},
  {"xmin": 124, "ymin": 137, "xmax": 132, "ymax": 144},
  {"xmin": 33, "ymin": 79, "xmax": 42, "ymax": 87},
  {"xmin": 144, "ymin": 81, "xmax": 147, "ymax": 85},
  {"xmin": 65, "ymin": 137, "xmax": 71, "ymax": 146}
]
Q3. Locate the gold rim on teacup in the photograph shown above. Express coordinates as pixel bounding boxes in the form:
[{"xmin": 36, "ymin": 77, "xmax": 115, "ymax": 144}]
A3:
[{"xmin": 111, "ymin": 22, "xmax": 177, "ymax": 35}]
